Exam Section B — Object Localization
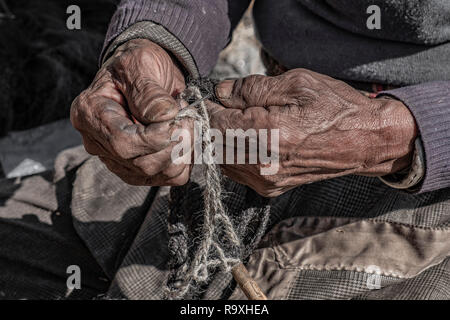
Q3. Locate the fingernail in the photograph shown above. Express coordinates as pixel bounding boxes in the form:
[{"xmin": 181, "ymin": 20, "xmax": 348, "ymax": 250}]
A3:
[{"xmin": 215, "ymin": 79, "xmax": 235, "ymax": 100}]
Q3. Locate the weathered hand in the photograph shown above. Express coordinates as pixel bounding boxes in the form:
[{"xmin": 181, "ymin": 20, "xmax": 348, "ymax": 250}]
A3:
[
  {"xmin": 208, "ymin": 69, "xmax": 417, "ymax": 197},
  {"xmin": 71, "ymin": 39, "xmax": 192, "ymax": 186}
]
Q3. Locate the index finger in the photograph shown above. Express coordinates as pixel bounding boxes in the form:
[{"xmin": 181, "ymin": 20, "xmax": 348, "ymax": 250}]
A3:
[{"xmin": 78, "ymin": 96, "xmax": 179, "ymax": 160}]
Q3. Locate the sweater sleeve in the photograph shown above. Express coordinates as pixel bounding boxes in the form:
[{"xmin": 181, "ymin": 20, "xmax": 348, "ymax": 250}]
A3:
[
  {"xmin": 379, "ymin": 81, "xmax": 450, "ymax": 193},
  {"xmin": 101, "ymin": 0, "xmax": 251, "ymax": 77}
]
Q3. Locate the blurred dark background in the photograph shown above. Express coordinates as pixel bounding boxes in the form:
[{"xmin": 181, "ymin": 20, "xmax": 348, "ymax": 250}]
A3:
[{"xmin": 0, "ymin": 0, "xmax": 119, "ymax": 137}]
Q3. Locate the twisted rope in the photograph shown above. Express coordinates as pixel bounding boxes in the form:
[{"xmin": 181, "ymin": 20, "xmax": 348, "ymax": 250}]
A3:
[{"xmin": 165, "ymin": 85, "xmax": 242, "ymax": 299}]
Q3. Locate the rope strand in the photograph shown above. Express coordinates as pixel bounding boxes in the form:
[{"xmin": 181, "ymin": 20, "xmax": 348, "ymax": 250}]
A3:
[{"xmin": 165, "ymin": 86, "xmax": 242, "ymax": 299}]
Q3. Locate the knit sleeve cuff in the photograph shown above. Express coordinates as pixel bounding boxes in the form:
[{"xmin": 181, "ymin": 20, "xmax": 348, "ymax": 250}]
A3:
[
  {"xmin": 102, "ymin": 21, "xmax": 199, "ymax": 78},
  {"xmin": 101, "ymin": 0, "xmax": 231, "ymax": 77},
  {"xmin": 378, "ymin": 81, "xmax": 450, "ymax": 193}
]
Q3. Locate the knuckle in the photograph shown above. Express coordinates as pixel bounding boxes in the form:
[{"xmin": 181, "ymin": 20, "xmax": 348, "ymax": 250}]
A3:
[
  {"xmin": 90, "ymin": 72, "xmax": 111, "ymax": 92},
  {"xmin": 115, "ymin": 51, "xmax": 135, "ymax": 70},
  {"xmin": 111, "ymin": 52, "xmax": 141, "ymax": 84},
  {"xmin": 115, "ymin": 52, "xmax": 129, "ymax": 66},
  {"xmin": 141, "ymin": 167, "xmax": 157, "ymax": 177},
  {"xmin": 71, "ymin": 92, "xmax": 83, "ymax": 112},
  {"xmin": 70, "ymin": 92, "xmax": 89, "ymax": 130},
  {"xmin": 291, "ymin": 69, "xmax": 318, "ymax": 86},
  {"xmin": 241, "ymin": 74, "xmax": 266, "ymax": 93},
  {"xmin": 139, "ymin": 49, "xmax": 157, "ymax": 64}
]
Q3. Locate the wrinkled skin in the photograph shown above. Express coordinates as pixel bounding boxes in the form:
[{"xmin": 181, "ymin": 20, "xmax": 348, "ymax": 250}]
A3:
[
  {"xmin": 71, "ymin": 39, "xmax": 193, "ymax": 186},
  {"xmin": 208, "ymin": 69, "xmax": 418, "ymax": 197},
  {"xmin": 72, "ymin": 41, "xmax": 417, "ymax": 197}
]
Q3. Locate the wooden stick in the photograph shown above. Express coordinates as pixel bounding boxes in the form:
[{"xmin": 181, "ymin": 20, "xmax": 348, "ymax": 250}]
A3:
[{"xmin": 232, "ymin": 263, "xmax": 267, "ymax": 300}]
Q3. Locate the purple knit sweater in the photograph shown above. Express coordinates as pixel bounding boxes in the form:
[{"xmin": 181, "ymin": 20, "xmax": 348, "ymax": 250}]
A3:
[{"xmin": 103, "ymin": 0, "xmax": 450, "ymax": 193}]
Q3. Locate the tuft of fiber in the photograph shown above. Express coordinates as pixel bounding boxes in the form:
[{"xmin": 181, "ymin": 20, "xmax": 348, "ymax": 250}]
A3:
[{"xmin": 181, "ymin": 77, "xmax": 221, "ymax": 105}]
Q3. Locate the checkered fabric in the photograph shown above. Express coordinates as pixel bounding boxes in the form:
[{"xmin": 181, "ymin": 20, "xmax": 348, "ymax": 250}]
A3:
[{"xmin": 0, "ymin": 147, "xmax": 449, "ymax": 299}]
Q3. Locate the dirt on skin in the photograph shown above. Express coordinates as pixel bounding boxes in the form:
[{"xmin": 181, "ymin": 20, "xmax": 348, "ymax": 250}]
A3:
[{"xmin": 0, "ymin": 9, "xmax": 265, "ymax": 178}]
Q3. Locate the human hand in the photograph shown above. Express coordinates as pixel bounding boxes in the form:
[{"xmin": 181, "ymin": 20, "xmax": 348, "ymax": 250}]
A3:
[
  {"xmin": 71, "ymin": 39, "xmax": 192, "ymax": 186},
  {"xmin": 208, "ymin": 69, "xmax": 417, "ymax": 197}
]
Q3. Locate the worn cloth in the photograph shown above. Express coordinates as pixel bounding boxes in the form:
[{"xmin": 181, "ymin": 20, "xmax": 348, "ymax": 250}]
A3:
[
  {"xmin": 0, "ymin": 146, "xmax": 449, "ymax": 299},
  {"xmin": 103, "ymin": 0, "xmax": 450, "ymax": 194}
]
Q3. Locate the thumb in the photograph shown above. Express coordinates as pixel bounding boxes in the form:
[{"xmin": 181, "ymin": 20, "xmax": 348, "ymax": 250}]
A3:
[{"xmin": 215, "ymin": 75, "xmax": 278, "ymax": 109}]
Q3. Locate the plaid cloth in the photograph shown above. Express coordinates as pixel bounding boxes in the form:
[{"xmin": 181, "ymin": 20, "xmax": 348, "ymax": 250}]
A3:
[{"xmin": 0, "ymin": 146, "xmax": 449, "ymax": 299}]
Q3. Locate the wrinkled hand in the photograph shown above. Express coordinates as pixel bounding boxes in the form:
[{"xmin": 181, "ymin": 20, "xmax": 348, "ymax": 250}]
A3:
[
  {"xmin": 209, "ymin": 69, "xmax": 417, "ymax": 197},
  {"xmin": 71, "ymin": 39, "xmax": 192, "ymax": 186}
]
